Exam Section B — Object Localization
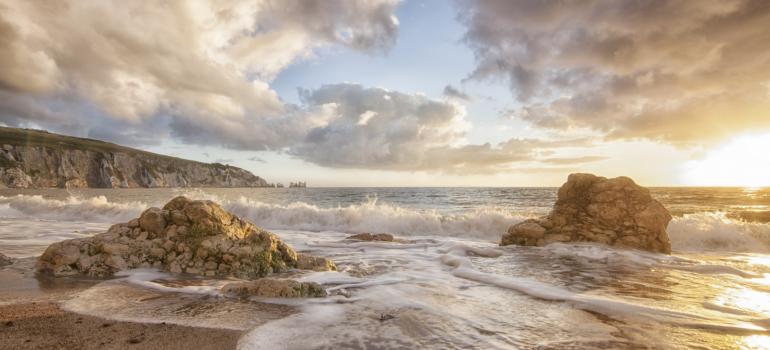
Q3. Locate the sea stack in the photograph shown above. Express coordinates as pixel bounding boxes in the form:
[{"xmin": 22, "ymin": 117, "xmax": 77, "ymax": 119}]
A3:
[
  {"xmin": 37, "ymin": 196, "xmax": 336, "ymax": 278},
  {"xmin": 501, "ymin": 173, "xmax": 672, "ymax": 254}
]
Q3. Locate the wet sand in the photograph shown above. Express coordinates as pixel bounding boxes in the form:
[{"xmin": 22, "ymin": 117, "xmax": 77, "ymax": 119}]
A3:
[
  {"xmin": 0, "ymin": 258, "xmax": 264, "ymax": 350},
  {"xmin": 0, "ymin": 302, "xmax": 241, "ymax": 350}
]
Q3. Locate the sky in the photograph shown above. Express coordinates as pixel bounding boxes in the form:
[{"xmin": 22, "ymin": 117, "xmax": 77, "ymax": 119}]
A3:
[{"xmin": 1, "ymin": 0, "xmax": 769, "ymax": 187}]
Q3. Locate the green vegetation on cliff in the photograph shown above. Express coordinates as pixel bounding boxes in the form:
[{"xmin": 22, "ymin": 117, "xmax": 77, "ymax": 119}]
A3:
[{"xmin": 0, "ymin": 127, "xmax": 269, "ymax": 188}]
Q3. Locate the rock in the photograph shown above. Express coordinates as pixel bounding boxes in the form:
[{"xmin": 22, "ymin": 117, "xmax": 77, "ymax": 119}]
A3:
[
  {"xmin": 139, "ymin": 208, "xmax": 166, "ymax": 234},
  {"xmin": 0, "ymin": 253, "xmax": 14, "ymax": 267},
  {"xmin": 296, "ymin": 253, "xmax": 337, "ymax": 271},
  {"xmin": 37, "ymin": 196, "xmax": 336, "ymax": 278},
  {"xmin": 0, "ymin": 167, "xmax": 32, "ymax": 188},
  {"xmin": 221, "ymin": 278, "xmax": 327, "ymax": 298},
  {"xmin": 379, "ymin": 313, "xmax": 396, "ymax": 321},
  {"xmin": 506, "ymin": 220, "xmax": 546, "ymax": 239},
  {"xmin": 500, "ymin": 173, "xmax": 672, "ymax": 254},
  {"xmin": 347, "ymin": 233, "xmax": 395, "ymax": 242}
]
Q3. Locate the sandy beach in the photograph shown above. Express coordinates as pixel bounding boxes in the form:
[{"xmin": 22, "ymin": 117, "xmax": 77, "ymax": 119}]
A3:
[
  {"xmin": 0, "ymin": 302, "xmax": 240, "ymax": 350},
  {"xmin": 0, "ymin": 258, "xmax": 244, "ymax": 350}
]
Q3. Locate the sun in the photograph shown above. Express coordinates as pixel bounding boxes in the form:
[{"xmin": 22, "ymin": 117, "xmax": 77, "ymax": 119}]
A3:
[{"xmin": 683, "ymin": 134, "xmax": 770, "ymax": 187}]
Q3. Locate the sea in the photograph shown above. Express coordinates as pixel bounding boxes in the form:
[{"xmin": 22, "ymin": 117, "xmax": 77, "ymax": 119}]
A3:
[{"xmin": 1, "ymin": 187, "xmax": 770, "ymax": 349}]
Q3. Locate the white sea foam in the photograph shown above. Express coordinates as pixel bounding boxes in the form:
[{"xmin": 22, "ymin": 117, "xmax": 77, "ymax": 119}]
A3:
[
  {"xmin": 439, "ymin": 244, "xmax": 769, "ymax": 334},
  {"xmin": 670, "ymin": 264, "xmax": 762, "ymax": 278},
  {"xmin": 225, "ymin": 196, "xmax": 524, "ymax": 239},
  {"xmin": 0, "ymin": 195, "xmax": 145, "ymax": 222},
  {"xmin": 0, "ymin": 194, "xmax": 525, "ymax": 239},
  {"xmin": 4, "ymin": 193, "xmax": 770, "ymax": 254},
  {"xmin": 116, "ymin": 269, "xmax": 227, "ymax": 295},
  {"xmin": 62, "ymin": 280, "xmax": 280, "ymax": 331},
  {"xmin": 668, "ymin": 212, "xmax": 770, "ymax": 253},
  {"xmin": 543, "ymin": 242, "xmax": 676, "ymax": 266}
]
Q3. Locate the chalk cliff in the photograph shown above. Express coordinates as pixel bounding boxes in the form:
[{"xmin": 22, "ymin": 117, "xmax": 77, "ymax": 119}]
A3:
[{"xmin": 0, "ymin": 127, "xmax": 269, "ymax": 188}]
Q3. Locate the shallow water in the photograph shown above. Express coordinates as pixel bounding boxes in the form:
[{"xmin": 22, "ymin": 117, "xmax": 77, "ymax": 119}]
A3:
[{"xmin": 2, "ymin": 187, "xmax": 770, "ymax": 349}]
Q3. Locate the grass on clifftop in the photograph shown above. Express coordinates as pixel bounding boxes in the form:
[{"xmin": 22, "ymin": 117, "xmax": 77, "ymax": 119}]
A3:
[{"xmin": 0, "ymin": 126, "xmax": 231, "ymax": 168}]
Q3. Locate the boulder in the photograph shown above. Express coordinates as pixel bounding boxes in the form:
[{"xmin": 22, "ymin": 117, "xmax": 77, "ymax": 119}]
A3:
[
  {"xmin": 347, "ymin": 233, "xmax": 395, "ymax": 242},
  {"xmin": 37, "ymin": 196, "xmax": 336, "ymax": 278},
  {"xmin": 296, "ymin": 253, "xmax": 338, "ymax": 271},
  {"xmin": 501, "ymin": 173, "xmax": 672, "ymax": 254},
  {"xmin": 221, "ymin": 278, "xmax": 326, "ymax": 298},
  {"xmin": 0, "ymin": 252, "xmax": 13, "ymax": 267}
]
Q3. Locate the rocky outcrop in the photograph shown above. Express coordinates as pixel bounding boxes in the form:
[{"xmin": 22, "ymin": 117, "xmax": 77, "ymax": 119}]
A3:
[
  {"xmin": 0, "ymin": 253, "xmax": 13, "ymax": 267},
  {"xmin": 221, "ymin": 279, "xmax": 326, "ymax": 298},
  {"xmin": 347, "ymin": 233, "xmax": 395, "ymax": 242},
  {"xmin": 501, "ymin": 173, "xmax": 672, "ymax": 254},
  {"xmin": 36, "ymin": 196, "xmax": 336, "ymax": 278},
  {"xmin": 0, "ymin": 127, "xmax": 269, "ymax": 188}
]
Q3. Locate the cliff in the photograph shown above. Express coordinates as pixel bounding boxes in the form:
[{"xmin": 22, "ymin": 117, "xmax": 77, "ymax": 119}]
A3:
[{"xmin": 0, "ymin": 127, "xmax": 269, "ymax": 188}]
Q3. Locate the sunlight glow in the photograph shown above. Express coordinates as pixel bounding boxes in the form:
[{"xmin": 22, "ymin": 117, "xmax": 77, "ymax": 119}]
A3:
[
  {"xmin": 742, "ymin": 335, "xmax": 770, "ymax": 350},
  {"xmin": 683, "ymin": 134, "xmax": 770, "ymax": 187}
]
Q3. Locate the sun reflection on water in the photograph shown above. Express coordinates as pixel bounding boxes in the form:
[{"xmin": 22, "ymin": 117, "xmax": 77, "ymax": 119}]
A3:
[
  {"xmin": 748, "ymin": 256, "xmax": 770, "ymax": 268},
  {"xmin": 742, "ymin": 335, "xmax": 770, "ymax": 350}
]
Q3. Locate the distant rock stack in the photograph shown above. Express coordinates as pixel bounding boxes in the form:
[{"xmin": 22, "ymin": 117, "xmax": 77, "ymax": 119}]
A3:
[
  {"xmin": 37, "ymin": 196, "xmax": 336, "ymax": 278},
  {"xmin": 501, "ymin": 173, "xmax": 672, "ymax": 254}
]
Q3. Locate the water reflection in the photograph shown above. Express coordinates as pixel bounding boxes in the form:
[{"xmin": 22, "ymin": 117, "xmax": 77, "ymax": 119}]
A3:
[{"xmin": 742, "ymin": 335, "xmax": 770, "ymax": 350}]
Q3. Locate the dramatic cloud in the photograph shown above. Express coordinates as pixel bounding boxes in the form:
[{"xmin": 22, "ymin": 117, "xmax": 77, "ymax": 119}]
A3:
[
  {"xmin": 0, "ymin": 0, "xmax": 613, "ymax": 175},
  {"xmin": 289, "ymin": 84, "xmax": 598, "ymax": 173},
  {"xmin": 0, "ymin": 0, "xmax": 400, "ymax": 149},
  {"xmin": 458, "ymin": 0, "xmax": 770, "ymax": 144},
  {"xmin": 442, "ymin": 85, "xmax": 472, "ymax": 101}
]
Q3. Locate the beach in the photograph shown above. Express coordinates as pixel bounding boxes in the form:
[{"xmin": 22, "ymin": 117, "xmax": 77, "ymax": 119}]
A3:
[
  {"xmin": 1, "ymin": 188, "xmax": 770, "ymax": 349},
  {"xmin": 0, "ymin": 257, "xmax": 241, "ymax": 350},
  {"xmin": 0, "ymin": 302, "xmax": 240, "ymax": 350}
]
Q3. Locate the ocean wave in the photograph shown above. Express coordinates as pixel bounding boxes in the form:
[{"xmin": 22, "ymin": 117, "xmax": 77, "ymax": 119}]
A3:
[
  {"xmin": 0, "ymin": 194, "xmax": 525, "ymax": 239},
  {"xmin": 0, "ymin": 195, "xmax": 145, "ymax": 222},
  {"xmin": 225, "ymin": 196, "xmax": 525, "ymax": 239},
  {"xmin": 4, "ymin": 193, "xmax": 770, "ymax": 252},
  {"xmin": 668, "ymin": 212, "xmax": 770, "ymax": 253}
]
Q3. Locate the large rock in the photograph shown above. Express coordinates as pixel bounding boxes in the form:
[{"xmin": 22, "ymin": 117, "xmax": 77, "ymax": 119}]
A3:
[
  {"xmin": 37, "ymin": 196, "xmax": 336, "ymax": 278},
  {"xmin": 501, "ymin": 173, "xmax": 672, "ymax": 254}
]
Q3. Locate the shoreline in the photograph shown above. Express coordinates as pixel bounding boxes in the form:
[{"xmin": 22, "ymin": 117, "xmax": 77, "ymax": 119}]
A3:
[
  {"xmin": 0, "ymin": 258, "xmax": 253, "ymax": 350},
  {"xmin": 0, "ymin": 302, "xmax": 241, "ymax": 350}
]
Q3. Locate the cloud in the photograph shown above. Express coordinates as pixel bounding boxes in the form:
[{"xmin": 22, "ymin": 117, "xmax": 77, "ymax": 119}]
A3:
[
  {"xmin": 541, "ymin": 156, "xmax": 608, "ymax": 165},
  {"xmin": 288, "ymin": 83, "xmax": 598, "ymax": 173},
  {"xmin": 442, "ymin": 85, "xmax": 472, "ymax": 101},
  {"xmin": 0, "ymin": 1, "xmax": 612, "ymax": 175},
  {"xmin": 0, "ymin": 0, "xmax": 401, "ymax": 149},
  {"xmin": 457, "ymin": 0, "xmax": 770, "ymax": 144},
  {"xmin": 289, "ymin": 83, "xmax": 469, "ymax": 169}
]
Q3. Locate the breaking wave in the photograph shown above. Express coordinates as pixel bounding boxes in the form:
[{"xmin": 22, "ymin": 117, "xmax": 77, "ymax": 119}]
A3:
[
  {"xmin": 668, "ymin": 212, "xmax": 770, "ymax": 253},
  {"xmin": 3, "ymin": 194, "xmax": 770, "ymax": 251},
  {"xmin": 226, "ymin": 197, "xmax": 524, "ymax": 239},
  {"xmin": 0, "ymin": 194, "xmax": 525, "ymax": 239},
  {"xmin": 0, "ymin": 195, "xmax": 145, "ymax": 222}
]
